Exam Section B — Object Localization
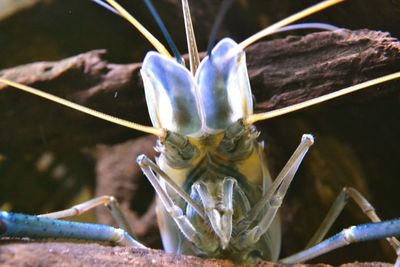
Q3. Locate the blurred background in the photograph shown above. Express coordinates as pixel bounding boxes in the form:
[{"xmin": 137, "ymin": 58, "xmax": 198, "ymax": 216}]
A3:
[{"xmin": 0, "ymin": 0, "xmax": 400, "ymax": 264}]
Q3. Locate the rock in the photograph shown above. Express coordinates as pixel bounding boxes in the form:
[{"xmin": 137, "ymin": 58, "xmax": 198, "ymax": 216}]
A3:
[{"xmin": 0, "ymin": 242, "xmax": 393, "ymax": 267}]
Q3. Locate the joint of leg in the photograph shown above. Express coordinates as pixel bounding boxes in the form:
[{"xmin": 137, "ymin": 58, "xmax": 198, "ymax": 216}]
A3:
[
  {"xmin": 223, "ymin": 177, "xmax": 237, "ymax": 185},
  {"xmin": 344, "ymin": 187, "xmax": 375, "ymax": 214},
  {"xmin": 136, "ymin": 154, "xmax": 148, "ymax": 167},
  {"xmin": 113, "ymin": 228, "xmax": 126, "ymax": 244},
  {"xmin": 105, "ymin": 195, "xmax": 117, "ymax": 205},
  {"xmin": 169, "ymin": 205, "xmax": 184, "ymax": 218},
  {"xmin": 269, "ymin": 195, "xmax": 283, "ymax": 208},
  {"xmin": 342, "ymin": 226, "xmax": 356, "ymax": 244},
  {"xmin": 72, "ymin": 207, "xmax": 81, "ymax": 215},
  {"xmin": 105, "ymin": 196, "xmax": 118, "ymax": 210},
  {"xmin": 301, "ymin": 134, "xmax": 314, "ymax": 145}
]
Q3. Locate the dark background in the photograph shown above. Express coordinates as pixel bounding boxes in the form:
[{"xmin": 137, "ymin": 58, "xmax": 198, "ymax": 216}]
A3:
[{"xmin": 0, "ymin": 0, "xmax": 399, "ymax": 264}]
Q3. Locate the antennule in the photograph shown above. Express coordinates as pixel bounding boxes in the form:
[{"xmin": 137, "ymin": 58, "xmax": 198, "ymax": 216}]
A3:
[
  {"xmin": 239, "ymin": 0, "xmax": 344, "ymax": 49},
  {"xmin": 245, "ymin": 71, "xmax": 400, "ymax": 125},
  {"xmin": 0, "ymin": 78, "xmax": 165, "ymax": 137},
  {"xmin": 144, "ymin": 0, "xmax": 183, "ymax": 63},
  {"xmin": 91, "ymin": 0, "xmax": 120, "ymax": 15},
  {"xmin": 104, "ymin": 0, "xmax": 172, "ymax": 58},
  {"xmin": 207, "ymin": 0, "xmax": 235, "ymax": 57}
]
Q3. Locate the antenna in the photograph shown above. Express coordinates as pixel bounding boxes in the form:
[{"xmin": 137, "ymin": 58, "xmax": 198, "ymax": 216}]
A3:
[
  {"xmin": 143, "ymin": 0, "xmax": 183, "ymax": 63},
  {"xmin": 92, "ymin": 0, "xmax": 172, "ymax": 57},
  {"xmin": 207, "ymin": 0, "xmax": 235, "ymax": 57},
  {"xmin": 270, "ymin": 22, "xmax": 339, "ymax": 34},
  {"xmin": 245, "ymin": 72, "xmax": 400, "ymax": 125},
  {"xmin": 239, "ymin": 0, "xmax": 344, "ymax": 49},
  {"xmin": 0, "ymin": 78, "xmax": 165, "ymax": 137},
  {"xmin": 92, "ymin": 0, "xmax": 182, "ymax": 61}
]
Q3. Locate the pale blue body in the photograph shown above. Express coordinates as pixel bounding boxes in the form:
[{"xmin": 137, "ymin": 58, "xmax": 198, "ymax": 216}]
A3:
[{"xmin": 141, "ymin": 38, "xmax": 280, "ymax": 261}]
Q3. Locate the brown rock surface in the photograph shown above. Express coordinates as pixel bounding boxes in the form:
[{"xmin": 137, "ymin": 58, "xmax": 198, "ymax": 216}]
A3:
[
  {"xmin": 1, "ymin": 28, "xmax": 399, "ymax": 266},
  {"xmin": 0, "ymin": 242, "xmax": 393, "ymax": 267}
]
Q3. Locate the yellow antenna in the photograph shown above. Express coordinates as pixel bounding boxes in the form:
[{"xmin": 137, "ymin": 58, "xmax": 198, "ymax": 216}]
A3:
[
  {"xmin": 0, "ymin": 78, "xmax": 165, "ymax": 137},
  {"xmin": 104, "ymin": 0, "xmax": 172, "ymax": 58},
  {"xmin": 245, "ymin": 71, "xmax": 400, "ymax": 125},
  {"xmin": 239, "ymin": 0, "xmax": 344, "ymax": 50}
]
